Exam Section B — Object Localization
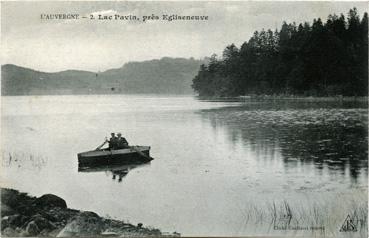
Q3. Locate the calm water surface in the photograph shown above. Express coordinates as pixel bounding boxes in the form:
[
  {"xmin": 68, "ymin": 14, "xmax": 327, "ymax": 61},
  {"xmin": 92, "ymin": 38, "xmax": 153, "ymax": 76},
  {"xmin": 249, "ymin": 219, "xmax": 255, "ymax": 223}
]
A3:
[{"xmin": 1, "ymin": 95, "xmax": 367, "ymax": 236}]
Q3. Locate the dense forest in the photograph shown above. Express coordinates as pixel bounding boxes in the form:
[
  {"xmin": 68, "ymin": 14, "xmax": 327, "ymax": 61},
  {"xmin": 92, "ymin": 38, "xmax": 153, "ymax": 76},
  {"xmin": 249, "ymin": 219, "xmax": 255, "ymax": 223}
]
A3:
[{"xmin": 192, "ymin": 8, "xmax": 368, "ymax": 97}]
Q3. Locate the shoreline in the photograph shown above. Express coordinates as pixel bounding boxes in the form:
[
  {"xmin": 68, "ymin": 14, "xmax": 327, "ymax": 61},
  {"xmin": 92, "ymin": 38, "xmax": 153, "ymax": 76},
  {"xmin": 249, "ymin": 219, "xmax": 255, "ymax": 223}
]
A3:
[
  {"xmin": 2, "ymin": 93, "xmax": 368, "ymax": 103},
  {"xmin": 197, "ymin": 95, "xmax": 368, "ymax": 102},
  {"xmin": 244, "ymin": 95, "xmax": 368, "ymax": 102},
  {"xmin": 1, "ymin": 188, "xmax": 179, "ymax": 237}
]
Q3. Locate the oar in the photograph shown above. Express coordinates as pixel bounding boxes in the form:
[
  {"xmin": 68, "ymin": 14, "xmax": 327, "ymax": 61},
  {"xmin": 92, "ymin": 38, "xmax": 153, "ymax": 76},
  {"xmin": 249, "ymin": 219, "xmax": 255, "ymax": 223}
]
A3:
[
  {"xmin": 131, "ymin": 146, "xmax": 154, "ymax": 161},
  {"xmin": 95, "ymin": 139, "xmax": 108, "ymax": 151}
]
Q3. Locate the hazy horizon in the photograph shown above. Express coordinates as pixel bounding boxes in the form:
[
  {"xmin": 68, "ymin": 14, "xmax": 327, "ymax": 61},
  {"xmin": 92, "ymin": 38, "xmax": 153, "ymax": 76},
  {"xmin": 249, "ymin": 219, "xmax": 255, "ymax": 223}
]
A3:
[
  {"xmin": 2, "ymin": 1, "xmax": 368, "ymax": 72},
  {"xmin": 2, "ymin": 56, "xmax": 203, "ymax": 73}
]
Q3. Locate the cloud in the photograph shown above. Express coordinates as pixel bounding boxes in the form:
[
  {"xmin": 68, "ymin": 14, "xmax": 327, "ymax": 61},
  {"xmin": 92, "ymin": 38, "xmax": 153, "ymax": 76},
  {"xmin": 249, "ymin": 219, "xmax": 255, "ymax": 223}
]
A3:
[{"xmin": 2, "ymin": 1, "xmax": 368, "ymax": 72}]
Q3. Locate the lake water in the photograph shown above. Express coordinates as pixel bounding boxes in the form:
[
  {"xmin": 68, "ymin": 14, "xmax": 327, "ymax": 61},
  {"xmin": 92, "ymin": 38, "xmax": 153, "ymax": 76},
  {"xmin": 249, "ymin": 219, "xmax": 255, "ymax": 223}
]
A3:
[{"xmin": 1, "ymin": 95, "xmax": 368, "ymax": 236}]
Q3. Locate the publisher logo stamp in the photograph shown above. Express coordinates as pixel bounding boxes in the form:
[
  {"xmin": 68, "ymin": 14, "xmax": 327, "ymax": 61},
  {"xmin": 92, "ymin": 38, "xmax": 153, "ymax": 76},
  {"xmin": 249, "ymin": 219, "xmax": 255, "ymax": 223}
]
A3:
[{"xmin": 340, "ymin": 215, "xmax": 358, "ymax": 232}]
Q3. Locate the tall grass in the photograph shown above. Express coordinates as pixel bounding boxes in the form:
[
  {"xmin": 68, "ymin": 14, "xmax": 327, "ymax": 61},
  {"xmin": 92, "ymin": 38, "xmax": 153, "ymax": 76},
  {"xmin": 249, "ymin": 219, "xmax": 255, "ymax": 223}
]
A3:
[
  {"xmin": 1, "ymin": 151, "xmax": 48, "ymax": 169},
  {"xmin": 239, "ymin": 191, "xmax": 367, "ymax": 237}
]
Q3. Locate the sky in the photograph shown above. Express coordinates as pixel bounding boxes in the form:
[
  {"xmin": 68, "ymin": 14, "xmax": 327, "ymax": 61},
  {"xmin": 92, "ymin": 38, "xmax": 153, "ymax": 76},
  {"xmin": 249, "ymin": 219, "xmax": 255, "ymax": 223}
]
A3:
[{"xmin": 1, "ymin": 1, "xmax": 368, "ymax": 72}]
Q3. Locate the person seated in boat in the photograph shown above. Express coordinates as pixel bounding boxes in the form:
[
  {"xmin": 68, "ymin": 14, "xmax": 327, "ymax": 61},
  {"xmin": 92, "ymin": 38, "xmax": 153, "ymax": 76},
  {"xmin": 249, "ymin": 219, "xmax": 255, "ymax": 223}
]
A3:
[
  {"xmin": 107, "ymin": 132, "xmax": 118, "ymax": 150},
  {"xmin": 116, "ymin": 133, "xmax": 129, "ymax": 149}
]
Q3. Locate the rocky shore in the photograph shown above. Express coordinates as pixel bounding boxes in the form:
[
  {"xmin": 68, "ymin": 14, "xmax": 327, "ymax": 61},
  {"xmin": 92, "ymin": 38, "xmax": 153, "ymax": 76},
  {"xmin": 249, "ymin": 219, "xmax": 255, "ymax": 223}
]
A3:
[{"xmin": 1, "ymin": 188, "xmax": 179, "ymax": 237}]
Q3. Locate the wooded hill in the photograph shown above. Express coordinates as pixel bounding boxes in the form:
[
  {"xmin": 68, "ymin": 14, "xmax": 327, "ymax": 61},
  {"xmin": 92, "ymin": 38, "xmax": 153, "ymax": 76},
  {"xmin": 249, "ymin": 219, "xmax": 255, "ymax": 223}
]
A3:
[
  {"xmin": 192, "ymin": 8, "xmax": 368, "ymax": 97},
  {"xmin": 2, "ymin": 57, "xmax": 203, "ymax": 95}
]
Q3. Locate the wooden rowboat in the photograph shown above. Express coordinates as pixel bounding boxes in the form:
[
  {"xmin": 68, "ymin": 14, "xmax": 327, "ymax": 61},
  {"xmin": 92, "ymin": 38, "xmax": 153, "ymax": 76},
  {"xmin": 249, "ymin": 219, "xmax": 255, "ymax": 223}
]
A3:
[{"xmin": 78, "ymin": 146, "xmax": 152, "ymax": 166}]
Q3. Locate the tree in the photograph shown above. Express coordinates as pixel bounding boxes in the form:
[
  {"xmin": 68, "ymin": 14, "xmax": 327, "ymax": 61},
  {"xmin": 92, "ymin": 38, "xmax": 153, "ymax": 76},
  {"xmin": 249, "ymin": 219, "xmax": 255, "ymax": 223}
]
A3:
[{"xmin": 192, "ymin": 8, "xmax": 368, "ymax": 97}]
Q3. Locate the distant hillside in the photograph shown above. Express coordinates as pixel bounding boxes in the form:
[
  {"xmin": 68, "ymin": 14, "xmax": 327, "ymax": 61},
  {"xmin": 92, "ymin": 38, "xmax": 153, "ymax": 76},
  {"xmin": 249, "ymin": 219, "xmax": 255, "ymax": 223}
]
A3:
[{"xmin": 1, "ymin": 57, "xmax": 203, "ymax": 95}]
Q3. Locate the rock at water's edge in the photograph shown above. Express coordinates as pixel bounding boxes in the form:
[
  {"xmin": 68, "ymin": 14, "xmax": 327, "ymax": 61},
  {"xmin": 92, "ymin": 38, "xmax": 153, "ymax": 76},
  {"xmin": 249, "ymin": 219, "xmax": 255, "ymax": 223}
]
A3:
[
  {"xmin": 56, "ymin": 211, "xmax": 103, "ymax": 237},
  {"xmin": 26, "ymin": 221, "xmax": 40, "ymax": 236},
  {"xmin": 34, "ymin": 194, "xmax": 67, "ymax": 209}
]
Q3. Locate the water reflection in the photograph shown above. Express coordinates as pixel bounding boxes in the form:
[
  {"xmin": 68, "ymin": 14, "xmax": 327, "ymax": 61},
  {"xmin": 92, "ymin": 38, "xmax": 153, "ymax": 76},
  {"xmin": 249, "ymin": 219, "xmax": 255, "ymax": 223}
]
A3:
[
  {"xmin": 200, "ymin": 101, "xmax": 368, "ymax": 180},
  {"xmin": 78, "ymin": 162, "xmax": 150, "ymax": 183}
]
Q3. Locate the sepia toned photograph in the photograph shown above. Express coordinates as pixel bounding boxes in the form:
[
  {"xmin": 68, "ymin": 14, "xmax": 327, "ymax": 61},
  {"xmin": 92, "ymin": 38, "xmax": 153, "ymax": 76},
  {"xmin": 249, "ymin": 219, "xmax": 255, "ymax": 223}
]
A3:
[{"xmin": 1, "ymin": 1, "xmax": 368, "ymax": 237}]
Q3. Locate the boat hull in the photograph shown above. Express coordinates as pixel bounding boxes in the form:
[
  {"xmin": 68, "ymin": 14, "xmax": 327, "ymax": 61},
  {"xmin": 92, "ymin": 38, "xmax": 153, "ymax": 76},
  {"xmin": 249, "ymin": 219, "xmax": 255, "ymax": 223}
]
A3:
[{"xmin": 78, "ymin": 146, "xmax": 151, "ymax": 166}]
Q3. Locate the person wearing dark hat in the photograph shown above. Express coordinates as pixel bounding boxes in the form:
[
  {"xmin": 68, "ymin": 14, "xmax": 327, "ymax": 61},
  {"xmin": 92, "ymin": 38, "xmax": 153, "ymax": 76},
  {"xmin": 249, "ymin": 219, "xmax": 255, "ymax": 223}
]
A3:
[
  {"xmin": 108, "ymin": 132, "xmax": 118, "ymax": 150},
  {"xmin": 117, "ymin": 132, "xmax": 129, "ymax": 149}
]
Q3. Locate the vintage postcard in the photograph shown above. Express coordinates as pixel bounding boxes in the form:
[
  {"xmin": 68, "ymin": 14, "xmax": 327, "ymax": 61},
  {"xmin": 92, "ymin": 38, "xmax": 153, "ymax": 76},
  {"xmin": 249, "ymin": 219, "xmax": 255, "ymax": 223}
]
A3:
[{"xmin": 1, "ymin": 1, "xmax": 368, "ymax": 237}]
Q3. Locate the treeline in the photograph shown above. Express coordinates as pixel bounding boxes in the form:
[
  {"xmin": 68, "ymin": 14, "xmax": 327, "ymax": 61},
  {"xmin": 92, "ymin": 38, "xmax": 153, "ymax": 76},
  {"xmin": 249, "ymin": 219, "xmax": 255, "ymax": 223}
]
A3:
[{"xmin": 192, "ymin": 8, "xmax": 368, "ymax": 97}]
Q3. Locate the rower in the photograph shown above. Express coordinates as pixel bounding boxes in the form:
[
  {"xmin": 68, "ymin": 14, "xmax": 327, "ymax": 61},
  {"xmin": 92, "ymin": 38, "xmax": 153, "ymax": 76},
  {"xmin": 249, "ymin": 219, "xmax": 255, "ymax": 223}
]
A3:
[{"xmin": 108, "ymin": 133, "xmax": 118, "ymax": 149}]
